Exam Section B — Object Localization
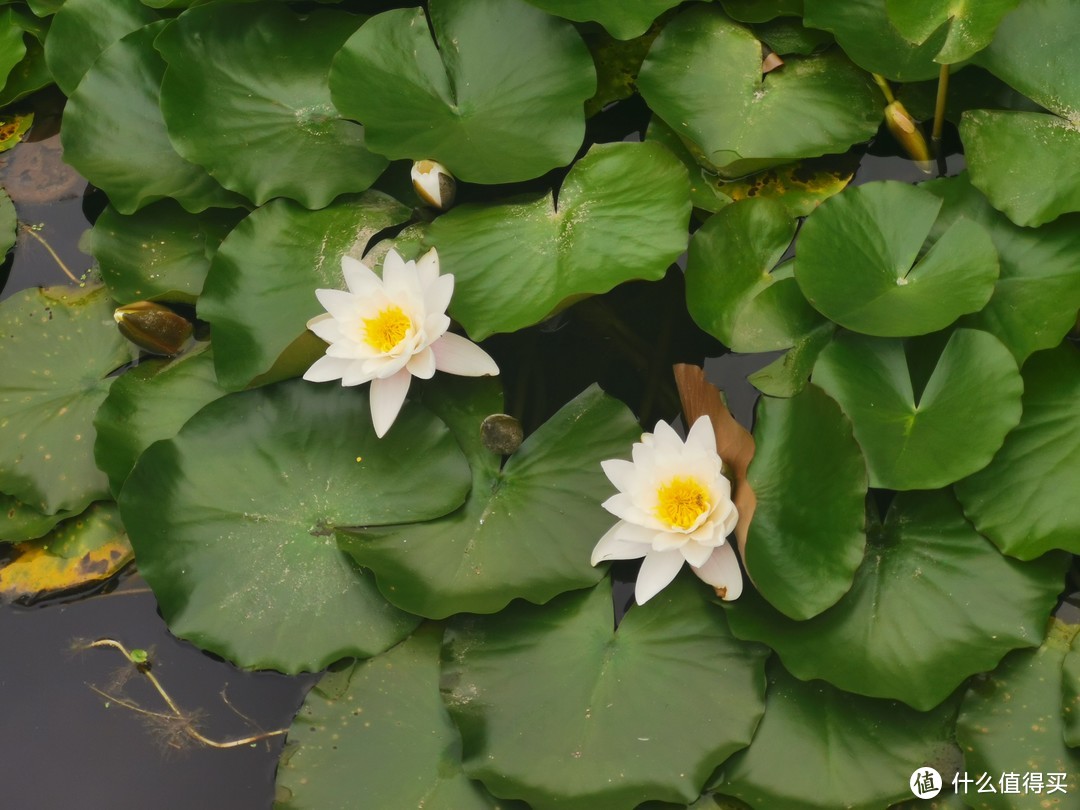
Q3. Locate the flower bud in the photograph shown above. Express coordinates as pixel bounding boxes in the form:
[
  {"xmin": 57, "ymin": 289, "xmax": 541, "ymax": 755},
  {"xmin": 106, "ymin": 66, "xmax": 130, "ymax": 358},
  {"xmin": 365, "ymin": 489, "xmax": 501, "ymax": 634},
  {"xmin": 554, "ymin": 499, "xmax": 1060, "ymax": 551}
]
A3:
[
  {"xmin": 481, "ymin": 413, "xmax": 523, "ymax": 455},
  {"xmin": 113, "ymin": 301, "xmax": 193, "ymax": 356},
  {"xmin": 884, "ymin": 101, "xmax": 932, "ymax": 174},
  {"xmin": 411, "ymin": 160, "xmax": 456, "ymax": 210}
]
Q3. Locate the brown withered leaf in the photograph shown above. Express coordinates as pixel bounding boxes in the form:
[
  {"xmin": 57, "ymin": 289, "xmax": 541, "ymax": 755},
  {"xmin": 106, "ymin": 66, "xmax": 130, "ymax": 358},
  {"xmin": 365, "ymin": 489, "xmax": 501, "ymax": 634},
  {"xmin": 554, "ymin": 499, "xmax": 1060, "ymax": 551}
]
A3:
[{"xmin": 673, "ymin": 364, "xmax": 756, "ymax": 565}]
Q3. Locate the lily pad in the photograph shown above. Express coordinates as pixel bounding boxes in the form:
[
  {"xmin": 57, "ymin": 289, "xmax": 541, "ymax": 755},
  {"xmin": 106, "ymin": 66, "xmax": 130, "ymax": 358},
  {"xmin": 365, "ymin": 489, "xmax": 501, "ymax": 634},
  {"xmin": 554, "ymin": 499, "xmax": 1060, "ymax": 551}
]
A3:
[
  {"xmin": 61, "ymin": 21, "xmax": 243, "ymax": 215},
  {"xmin": 0, "ymin": 9, "xmax": 26, "ymax": 90},
  {"xmin": 85, "ymin": 200, "xmax": 243, "ymax": 305},
  {"xmin": 117, "ymin": 380, "xmax": 471, "ymax": 672},
  {"xmin": 156, "ymin": 3, "xmax": 386, "ymax": 209},
  {"xmin": 744, "ymin": 383, "xmax": 867, "ymax": 620},
  {"xmin": 94, "ymin": 344, "xmax": 228, "ymax": 497},
  {"xmin": 275, "ymin": 625, "xmax": 523, "ymax": 810},
  {"xmin": 639, "ymin": 6, "xmax": 880, "ymax": 176},
  {"xmin": 956, "ymin": 620, "xmax": 1080, "ymax": 807},
  {"xmin": 955, "ymin": 344, "xmax": 1080, "ymax": 560},
  {"xmin": 43, "ymin": 0, "xmax": 158, "ymax": 95},
  {"xmin": 885, "ymin": 0, "xmax": 1019, "ymax": 64},
  {"xmin": 197, "ymin": 191, "xmax": 410, "ymax": 391},
  {"xmin": 721, "ymin": 0, "xmax": 802, "ymax": 23},
  {"xmin": 0, "ymin": 285, "xmax": 130, "ymax": 515},
  {"xmin": 521, "ymin": 0, "xmax": 681, "ymax": 39},
  {"xmin": 795, "ymin": 181, "xmax": 999, "ymax": 337},
  {"xmin": 0, "ymin": 493, "xmax": 75, "ymax": 544},
  {"xmin": 922, "ymin": 172, "xmax": 1080, "ymax": 364},
  {"xmin": 442, "ymin": 577, "xmax": 769, "ymax": 809},
  {"xmin": 341, "ymin": 380, "xmax": 640, "ymax": 619},
  {"xmin": 961, "ymin": 110, "xmax": 1080, "ymax": 227},
  {"xmin": 330, "ymin": 0, "xmax": 595, "ymax": 184},
  {"xmin": 685, "ymin": 197, "xmax": 823, "ymax": 353},
  {"xmin": 747, "ymin": 322, "xmax": 835, "ymax": 398},
  {"xmin": 426, "ymin": 141, "xmax": 690, "ymax": 340},
  {"xmin": 813, "ymin": 329, "xmax": 1022, "ymax": 490},
  {"xmin": 0, "ymin": 187, "xmax": 13, "ymax": 255},
  {"xmin": 725, "ymin": 490, "xmax": 1067, "ymax": 710},
  {"xmin": 0, "ymin": 502, "xmax": 132, "ymax": 603},
  {"xmin": 803, "ymin": 0, "xmax": 946, "ymax": 81},
  {"xmin": 716, "ymin": 660, "xmax": 960, "ymax": 810}
]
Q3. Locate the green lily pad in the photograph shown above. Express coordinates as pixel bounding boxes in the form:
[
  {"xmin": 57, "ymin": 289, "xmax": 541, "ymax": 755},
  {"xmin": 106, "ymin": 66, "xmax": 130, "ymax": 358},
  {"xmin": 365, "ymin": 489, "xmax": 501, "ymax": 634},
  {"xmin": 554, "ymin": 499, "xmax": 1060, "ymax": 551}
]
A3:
[
  {"xmin": 752, "ymin": 16, "xmax": 834, "ymax": 55},
  {"xmin": 955, "ymin": 344, "xmax": 1080, "ymax": 560},
  {"xmin": 716, "ymin": 660, "xmax": 960, "ymax": 810},
  {"xmin": 812, "ymin": 329, "xmax": 1022, "ymax": 491},
  {"xmin": 197, "ymin": 191, "xmax": 410, "ymax": 391},
  {"xmin": 118, "ymin": 380, "xmax": 471, "ymax": 672},
  {"xmin": 521, "ymin": 0, "xmax": 680, "ymax": 39},
  {"xmin": 85, "ymin": 200, "xmax": 243, "ymax": 305},
  {"xmin": 961, "ymin": 110, "xmax": 1080, "ymax": 227},
  {"xmin": 685, "ymin": 197, "xmax": 823, "ymax": 353},
  {"xmin": 795, "ymin": 181, "xmax": 999, "ymax": 337},
  {"xmin": 442, "ymin": 577, "xmax": 769, "ymax": 809},
  {"xmin": 330, "ymin": 0, "xmax": 595, "ymax": 184},
  {"xmin": 721, "ymin": 0, "xmax": 802, "ymax": 23},
  {"xmin": 922, "ymin": 172, "xmax": 1080, "ymax": 364},
  {"xmin": 0, "ymin": 35, "xmax": 50, "ymax": 108},
  {"xmin": 275, "ymin": 625, "xmax": 523, "ymax": 810},
  {"xmin": 341, "ymin": 380, "xmax": 640, "ymax": 619},
  {"xmin": 0, "ymin": 10, "xmax": 27, "ymax": 90},
  {"xmin": 1063, "ymin": 631, "xmax": 1080, "ymax": 749},
  {"xmin": 426, "ymin": 141, "xmax": 690, "ymax": 340},
  {"xmin": 0, "ymin": 493, "xmax": 75, "ymax": 544},
  {"xmin": 885, "ymin": 0, "xmax": 1020, "ymax": 64},
  {"xmin": 726, "ymin": 490, "xmax": 1067, "ymax": 710},
  {"xmin": 956, "ymin": 620, "xmax": 1080, "ymax": 807},
  {"xmin": 0, "ymin": 285, "xmax": 130, "ymax": 515},
  {"xmin": 94, "ymin": 344, "xmax": 228, "ymax": 497},
  {"xmin": 156, "ymin": 3, "xmax": 386, "ymax": 209},
  {"xmin": 639, "ymin": 6, "xmax": 880, "ymax": 176},
  {"xmin": 747, "ymin": 322, "xmax": 836, "ymax": 398},
  {"xmin": 43, "ymin": 0, "xmax": 158, "ymax": 95},
  {"xmin": 61, "ymin": 21, "xmax": 243, "ymax": 215},
  {"xmin": 0, "ymin": 187, "xmax": 13, "ymax": 255},
  {"xmin": 803, "ymin": 0, "xmax": 946, "ymax": 81},
  {"xmin": 744, "ymin": 383, "xmax": 867, "ymax": 620}
]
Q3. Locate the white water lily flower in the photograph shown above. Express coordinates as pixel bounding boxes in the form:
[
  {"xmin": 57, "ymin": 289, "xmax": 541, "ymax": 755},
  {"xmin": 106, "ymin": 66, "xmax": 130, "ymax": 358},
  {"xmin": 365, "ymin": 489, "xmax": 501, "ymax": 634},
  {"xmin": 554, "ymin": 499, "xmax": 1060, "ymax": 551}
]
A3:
[
  {"xmin": 591, "ymin": 416, "xmax": 742, "ymax": 605},
  {"xmin": 303, "ymin": 247, "xmax": 499, "ymax": 437}
]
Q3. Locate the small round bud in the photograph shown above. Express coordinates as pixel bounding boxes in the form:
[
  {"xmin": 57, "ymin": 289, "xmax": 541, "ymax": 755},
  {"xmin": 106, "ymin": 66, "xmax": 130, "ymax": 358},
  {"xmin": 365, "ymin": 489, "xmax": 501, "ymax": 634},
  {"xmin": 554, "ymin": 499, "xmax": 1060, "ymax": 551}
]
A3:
[
  {"xmin": 411, "ymin": 159, "xmax": 457, "ymax": 210},
  {"xmin": 480, "ymin": 413, "xmax": 524, "ymax": 456},
  {"xmin": 113, "ymin": 301, "xmax": 193, "ymax": 356}
]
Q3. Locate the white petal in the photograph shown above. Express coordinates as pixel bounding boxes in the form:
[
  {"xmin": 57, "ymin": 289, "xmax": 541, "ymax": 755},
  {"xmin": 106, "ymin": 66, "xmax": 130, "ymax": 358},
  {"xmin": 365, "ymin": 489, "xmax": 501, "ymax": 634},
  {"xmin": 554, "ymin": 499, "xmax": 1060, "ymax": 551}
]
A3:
[
  {"xmin": 691, "ymin": 543, "xmax": 743, "ymax": 601},
  {"xmin": 635, "ymin": 550, "xmax": 685, "ymax": 604},
  {"xmin": 680, "ymin": 540, "xmax": 713, "ymax": 568},
  {"xmin": 600, "ymin": 458, "xmax": 638, "ymax": 493},
  {"xmin": 369, "ymin": 368, "xmax": 412, "ymax": 437},
  {"xmin": 424, "ymin": 312, "xmax": 452, "ymax": 343},
  {"xmin": 381, "ymin": 249, "xmax": 406, "ymax": 283},
  {"xmin": 365, "ymin": 351, "xmax": 412, "ymax": 380},
  {"xmin": 407, "ymin": 346, "xmax": 436, "ymax": 379},
  {"xmin": 431, "ymin": 332, "xmax": 499, "ymax": 376},
  {"xmin": 303, "ymin": 355, "xmax": 351, "ymax": 383},
  {"xmin": 423, "ymin": 273, "xmax": 454, "ymax": 317},
  {"xmin": 342, "ymin": 360, "xmax": 377, "ymax": 386},
  {"xmin": 601, "ymin": 492, "xmax": 655, "ymax": 526},
  {"xmin": 613, "ymin": 522, "xmax": 657, "ymax": 544},
  {"xmin": 651, "ymin": 531, "xmax": 688, "ymax": 551},
  {"xmin": 686, "ymin": 415, "xmax": 717, "ymax": 455},
  {"xmin": 342, "ymin": 255, "xmax": 382, "ymax": 296},
  {"xmin": 307, "ymin": 313, "xmax": 343, "ymax": 344},
  {"xmin": 315, "ymin": 288, "xmax": 359, "ymax": 321},
  {"xmin": 416, "ymin": 247, "xmax": 440, "ymax": 285},
  {"xmin": 651, "ymin": 419, "xmax": 685, "ymax": 453},
  {"xmin": 591, "ymin": 522, "xmax": 649, "ymax": 565}
]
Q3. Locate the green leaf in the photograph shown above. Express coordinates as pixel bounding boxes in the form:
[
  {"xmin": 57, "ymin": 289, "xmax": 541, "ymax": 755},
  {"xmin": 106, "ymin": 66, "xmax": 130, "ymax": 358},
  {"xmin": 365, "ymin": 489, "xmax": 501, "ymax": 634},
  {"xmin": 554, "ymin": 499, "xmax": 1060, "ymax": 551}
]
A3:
[
  {"xmin": 726, "ymin": 490, "xmax": 1067, "ymax": 710},
  {"xmin": 0, "ymin": 187, "xmax": 13, "ymax": 255},
  {"xmin": 197, "ymin": 191, "xmax": 410, "ymax": 391},
  {"xmin": 685, "ymin": 198, "xmax": 823, "ymax": 353},
  {"xmin": 956, "ymin": 620, "xmax": 1080, "ymax": 807},
  {"xmin": 716, "ymin": 660, "xmax": 960, "ymax": 810},
  {"xmin": 1063, "ymin": 631, "xmax": 1080, "ymax": 749},
  {"xmin": 885, "ymin": 0, "xmax": 1019, "ymax": 64},
  {"xmin": 812, "ymin": 329, "xmax": 1023, "ymax": 490},
  {"xmin": 521, "ymin": 0, "xmax": 681, "ymax": 39},
  {"xmin": 275, "ymin": 625, "xmax": 522, "ymax": 810},
  {"xmin": 60, "ymin": 21, "xmax": 244, "ymax": 215},
  {"xmin": 0, "ymin": 34, "xmax": 50, "ymax": 108},
  {"xmin": 341, "ymin": 380, "xmax": 640, "ymax": 619},
  {"xmin": 330, "ymin": 0, "xmax": 595, "ymax": 184},
  {"xmin": 442, "ymin": 578, "xmax": 769, "ymax": 809},
  {"xmin": 118, "ymin": 380, "xmax": 471, "ymax": 672},
  {"xmin": 955, "ymin": 344, "xmax": 1080, "ymax": 560},
  {"xmin": 639, "ymin": 6, "xmax": 880, "ymax": 176},
  {"xmin": 85, "ymin": 200, "xmax": 243, "ymax": 305},
  {"xmin": 922, "ymin": 172, "xmax": 1080, "ymax": 364},
  {"xmin": 752, "ymin": 16, "xmax": 834, "ymax": 55},
  {"xmin": 795, "ymin": 181, "xmax": 999, "ymax": 337},
  {"xmin": 803, "ymin": 0, "xmax": 946, "ymax": 81},
  {"xmin": 747, "ymin": 322, "xmax": 836, "ymax": 398},
  {"xmin": 0, "ymin": 493, "xmax": 75, "ymax": 544},
  {"xmin": 426, "ymin": 141, "xmax": 690, "ymax": 340},
  {"xmin": 961, "ymin": 110, "xmax": 1080, "ymax": 227},
  {"xmin": 156, "ymin": 3, "xmax": 386, "ymax": 209},
  {"xmin": 0, "ymin": 10, "xmax": 27, "ymax": 90},
  {"xmin": 745, "ymin": 383, "xmax": 867, "ymax": 620},
  {"xmin": 94, "ymin": 344, "xmax": 228, "ymax": 497},
  {"xmin": 43, "ymin": 0, "xmax": 158, "ymax": 95},
  {"xmin": 0, "ymin": 286, "xmax": 130, "ymax": 515},
  {"xmin": 721, "ymin": 0, "xmax": 802, "ymax": 23}
]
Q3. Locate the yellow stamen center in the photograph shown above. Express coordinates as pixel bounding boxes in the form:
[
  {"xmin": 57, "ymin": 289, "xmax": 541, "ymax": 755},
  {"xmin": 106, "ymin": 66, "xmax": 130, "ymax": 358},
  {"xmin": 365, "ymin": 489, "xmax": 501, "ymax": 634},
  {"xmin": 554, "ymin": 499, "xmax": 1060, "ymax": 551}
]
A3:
[
  {"xmin": 363, "ymin": 305, "xmax": 412, "ymax": 352},
  {"xmin": 655, "ymin": 477, "xmax": 711, "ymax": 530}
]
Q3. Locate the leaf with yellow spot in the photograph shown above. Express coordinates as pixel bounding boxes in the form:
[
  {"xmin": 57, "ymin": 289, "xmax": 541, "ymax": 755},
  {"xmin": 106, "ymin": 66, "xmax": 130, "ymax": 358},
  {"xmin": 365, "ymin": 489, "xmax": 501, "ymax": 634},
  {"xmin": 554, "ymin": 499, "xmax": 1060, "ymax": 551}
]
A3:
[
  {"xmin": 0, "ymin": 502, "xmax": 132, "ymax": 603},
  {"xmin": 0, "ymin": 187, "xmax": 14, "ymax": 255},
  {"xmin": 0, "ymin": 111, "xmax": 32, "ymax": 153},
  {"xmin": 0, "ymin": 492, "xmax": 76, "ymax": 543}
]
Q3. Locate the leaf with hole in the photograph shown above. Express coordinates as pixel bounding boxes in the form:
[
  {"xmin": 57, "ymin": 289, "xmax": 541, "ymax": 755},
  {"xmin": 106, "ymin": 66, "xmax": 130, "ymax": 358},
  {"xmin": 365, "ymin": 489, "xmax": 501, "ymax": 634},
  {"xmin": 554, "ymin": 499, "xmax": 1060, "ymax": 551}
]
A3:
[{"xmin": 885, "ymin": 0, "xmax": 1020, "ymax": 64}]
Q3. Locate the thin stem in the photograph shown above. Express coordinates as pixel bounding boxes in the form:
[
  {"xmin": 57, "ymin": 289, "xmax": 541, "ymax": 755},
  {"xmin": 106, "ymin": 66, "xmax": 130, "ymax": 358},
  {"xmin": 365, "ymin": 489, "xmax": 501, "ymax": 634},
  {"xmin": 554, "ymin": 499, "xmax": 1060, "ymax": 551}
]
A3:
[
  {"xmin": 932, "ymin": 63, "xmax": 950, "ymax": 151},
  {"xmin": 19, "ymin": 223, "xmax": 80, "ymax": 284},
  {"xmin": 85, "ymin": 638, "xmax": 288, "ymax": 750},
  {"xmin": 871, "ymin": 73, "xmax": 896, "ymax": 104}
]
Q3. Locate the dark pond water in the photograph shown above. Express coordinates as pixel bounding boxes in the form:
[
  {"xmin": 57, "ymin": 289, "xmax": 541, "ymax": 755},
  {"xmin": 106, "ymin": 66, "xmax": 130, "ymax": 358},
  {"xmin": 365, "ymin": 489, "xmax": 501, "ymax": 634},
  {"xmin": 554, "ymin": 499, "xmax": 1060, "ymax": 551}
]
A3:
[{"xmin": 0, "ymin": 103, "xmax": 966, "ymax": 810}]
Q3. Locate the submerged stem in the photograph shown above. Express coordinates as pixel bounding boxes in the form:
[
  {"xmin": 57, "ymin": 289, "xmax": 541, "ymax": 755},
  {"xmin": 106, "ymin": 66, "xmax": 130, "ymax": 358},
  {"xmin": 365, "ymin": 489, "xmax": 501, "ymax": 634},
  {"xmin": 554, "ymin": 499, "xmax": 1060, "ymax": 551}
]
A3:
[
  {"xmin": 19, "ymin": 223, "xmax": 80, "ymax": 284},
  {"xmin": 871, "ymin": 73, "xmax": 896, "ymax": 104},
  {"xmin": 932, "ymin": 63, "xmax": 950, "ymax": 153}
]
